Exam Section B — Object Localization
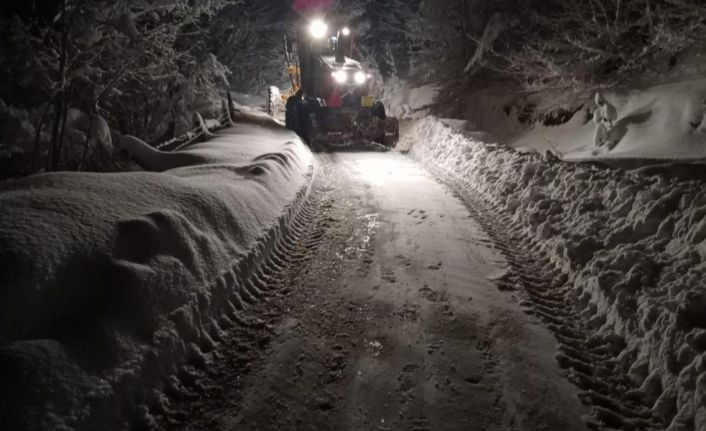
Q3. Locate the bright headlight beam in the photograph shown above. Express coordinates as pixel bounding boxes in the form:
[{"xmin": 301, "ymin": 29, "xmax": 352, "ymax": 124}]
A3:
[
  {"xmin": 309, "ymin": 19, "xmax": 328, "ymax": 39},
  {"xmin": 332, "ymin": 70, "xmax": 348, "ymax": 83},
  {"xmin": 341, "ymin": 27, "xmax": 351, "ymax": 36},
  {"xmin": 354, "ymin": 71, "xmax": 366, "ymax": 84}
]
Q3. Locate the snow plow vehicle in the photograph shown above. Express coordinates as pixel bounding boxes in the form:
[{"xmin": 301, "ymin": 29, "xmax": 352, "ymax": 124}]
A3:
[{"xmin": 278, "ymin": 19, "xmax": 399, "ymax": 151}]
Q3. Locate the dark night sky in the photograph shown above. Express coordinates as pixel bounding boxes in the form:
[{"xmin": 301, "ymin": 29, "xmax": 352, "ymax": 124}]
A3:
[{"xmin": 1, "ymin": 0, "xmax": 62, "ymax": 20}]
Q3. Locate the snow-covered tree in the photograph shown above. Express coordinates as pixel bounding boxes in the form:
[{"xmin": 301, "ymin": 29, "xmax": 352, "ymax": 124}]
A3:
[
  {"xmin": 0, "ymin": 0, "xmax": 231, "ymax": 176},
  {"xmin": 464, "ymin": 0, "xmax": 706, "ymax": 89},
  {"xmin": 209, "ymin": 0, "xmax": 292, "ymax": 96},
  {"xmin": 334, "ymin": 0, "xmax": 418, "ymax": 78}
]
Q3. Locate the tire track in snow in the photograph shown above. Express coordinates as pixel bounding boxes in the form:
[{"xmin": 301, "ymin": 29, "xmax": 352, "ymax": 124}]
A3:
[
  {"xmin": 421, "ymin": 161, "xmax": 662, "ymax": 431},
  {"xmin": 150, "ymin": 165, "xmax": 338, "ymax": 430}
]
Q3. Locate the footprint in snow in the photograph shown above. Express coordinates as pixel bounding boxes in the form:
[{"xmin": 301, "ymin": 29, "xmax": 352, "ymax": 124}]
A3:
[{"xmin": 428, "ymin": 261, "xmax": 443, "ymax": 270}]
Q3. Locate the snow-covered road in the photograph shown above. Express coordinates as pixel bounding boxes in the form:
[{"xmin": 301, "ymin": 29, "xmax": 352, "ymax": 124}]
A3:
[{"xmin": 168, "ymin": 151, "xmax": 588, "ymax": 430}]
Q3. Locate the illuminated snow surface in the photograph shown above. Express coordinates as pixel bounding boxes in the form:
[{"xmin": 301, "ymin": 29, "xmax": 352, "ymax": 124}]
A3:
[
  {"xmin": 0, "ymin": 121, "xmax": 314, "ymax": 429},
  {"xmin": 510, "ymin": 78, "xmax": 706, "ymax": 162},
  {"xmin": 405, "ymin": 117, "xmax": 706, "ymax": 429},
  {"xmin": 3, "ymin": 78, "xmax": 706, "ymax": 430},
  {"xmin": 158, "ymin": 150, "xmax": 590, "ymax": 431}
]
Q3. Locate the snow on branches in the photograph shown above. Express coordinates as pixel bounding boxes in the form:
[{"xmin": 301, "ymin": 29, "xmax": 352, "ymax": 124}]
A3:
[
  {"xmin": 465, "ymin": 0, "xmax": 706, "ymax": 89},
  {"xmin": 0, "ymin": 0, "xmax": 231, "ymax": 176},
  {"xmin": 391, "ymin": 0, "xmax": 706, "ymax": 89}
]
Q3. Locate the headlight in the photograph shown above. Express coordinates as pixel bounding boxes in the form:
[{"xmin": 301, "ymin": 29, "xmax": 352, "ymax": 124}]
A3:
[
  {"xmin": 332, "ymin": 70, "xmax": 348, "ymax": 83},
  {"xmin": 309, "ymin": 19, "xmax": 328, "ymax": 39},
  {"xmin": 341, "ymin": 27, "xmax": 351, "ymax": 36},
  {"xmin": 354, "ymin": 71, "xmax": 367, "ymax": 84}
]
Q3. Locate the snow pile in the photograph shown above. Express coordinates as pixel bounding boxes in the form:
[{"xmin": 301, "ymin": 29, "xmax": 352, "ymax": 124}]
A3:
[
  {"xmin": 511, "ymin": 78, "xmax": 706, "ymax": 161},
  {"xmin": 230, "ymin": 96, "xmax": 284, "ymax": 128},
  {"xmin": 380, "ymin": 77, "xmax": 439, "ymax": 119},
  {"xmin": 231, "ymin": 92, "xmax": 268, "ymax": 110},
  {"xmin": 0, "ymin": 123, "xmax": 314, "ymax": 429},
  {"xmin": 406, "ymin": 117, "xmax": 706, "ymax": 430}
]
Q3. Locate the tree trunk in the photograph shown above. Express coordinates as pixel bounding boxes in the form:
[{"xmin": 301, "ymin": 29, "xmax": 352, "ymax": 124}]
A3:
[
  {"xmin": 48, "ymin": 95, "xmax": 64, "ymax": 171},
  {"xmin": 28, "ymin": 96, "xmax": 55, "ymax": 174},
  {"xmin": 48, "ymin": 1, "xmax": 77, "ymax": 171},
  {"xmin": 57, "ymin": 89, "xmax": 71, "ymax": 166},
  {"xmin": 227, "ymin": 90, "xmax": 235, "ymax": 119}
]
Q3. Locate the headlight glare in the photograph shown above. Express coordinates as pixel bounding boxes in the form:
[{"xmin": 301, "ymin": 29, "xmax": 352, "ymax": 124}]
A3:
[
  {"xmin": 309, "ymin": 19, "xmax": 328, "ymax": 39},
  {"xmin": 354, "ymin": 71, "xmax": 367, "ymax": 84},
  {"xmin": 332, "ymin": 70, "xmax": 348, "ymax": 83}
]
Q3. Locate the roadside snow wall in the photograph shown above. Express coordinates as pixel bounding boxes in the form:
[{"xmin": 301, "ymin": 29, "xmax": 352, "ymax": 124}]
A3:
[
  {"xmin": 406, "ymin": 117, "xmax": 706, "ymax": 430},
  {"xmin": 379, "ymin": 77, "xmax": 440, "ymax": 120},
  {"xmin": 510, "ymin": 78, "xmax": 706, "ymax": 162},
  {"xmin": 0, "ymin": 123, "xmax": 314, "ymax": 430}
]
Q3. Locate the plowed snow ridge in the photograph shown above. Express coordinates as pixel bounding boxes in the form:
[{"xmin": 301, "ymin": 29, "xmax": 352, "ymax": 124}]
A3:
[
  {"xmin": 0, "ymin": 123, "xmax": 314, "ymax": 430},
  {"xmin": 406, "ymin": 117, "xmax": 706, "ymax": 430}
]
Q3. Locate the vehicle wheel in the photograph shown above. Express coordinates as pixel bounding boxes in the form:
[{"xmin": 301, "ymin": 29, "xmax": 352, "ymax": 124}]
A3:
[
  {"xmin": 372, "ymin": 101, "xmax": 387, "ymax": 120},
  {"xmin": 306, "ymin": 115, "xmax": 325, "ymax": 152},
  {"xmin": 383, "ymin": 118, "xmax": 399, "ymax": 148},
  {"xmin": 285, "ymin": 102, "xmax": 295, "ymax": 131}
]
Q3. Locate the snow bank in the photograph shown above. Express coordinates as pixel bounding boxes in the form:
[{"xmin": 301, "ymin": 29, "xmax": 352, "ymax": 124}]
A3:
[
  {"xmin": 406, "ymin": 117, "xmax": 706, "ymax": 430},
  {"xmin": 231, "ymin": 92, "xmax": 268, "ymax": 112},
  {"xmin": 380, "ymin": 77, "xmax": 439, "ymax": 119},
  {"xmin": 226, "ymin": 92, "xmax": 281, "ymax": 124},
  {"xmin": 511, "ymin": 78, "xmax": 706, "ymax": 162},
  {"xmin": 0, "ymin": 123, "xmax": 314, "ymax": 429}
]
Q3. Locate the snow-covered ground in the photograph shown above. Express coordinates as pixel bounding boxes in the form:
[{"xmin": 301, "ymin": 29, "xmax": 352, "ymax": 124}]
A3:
[
  {"xmin": 510, "ymin": 78, "xmax": 706, "ymax": 162},
  {"xmin": 231, "ymin": 92, "xmax": 269, "ymax": 114},
  {"xmin": 380, "ymin": 77, "xmax": 440, "ymax": 120},
  {"xmin": 404, "ymin": 117, "xmax": 706, "ymax": 430},
  {"xmin": 156, "ymin": 151, "xmax": 590, "ymax": 430},
  {"xmin": 0, "ymin": 121, "xmax": 314, "ymax": 429}
]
